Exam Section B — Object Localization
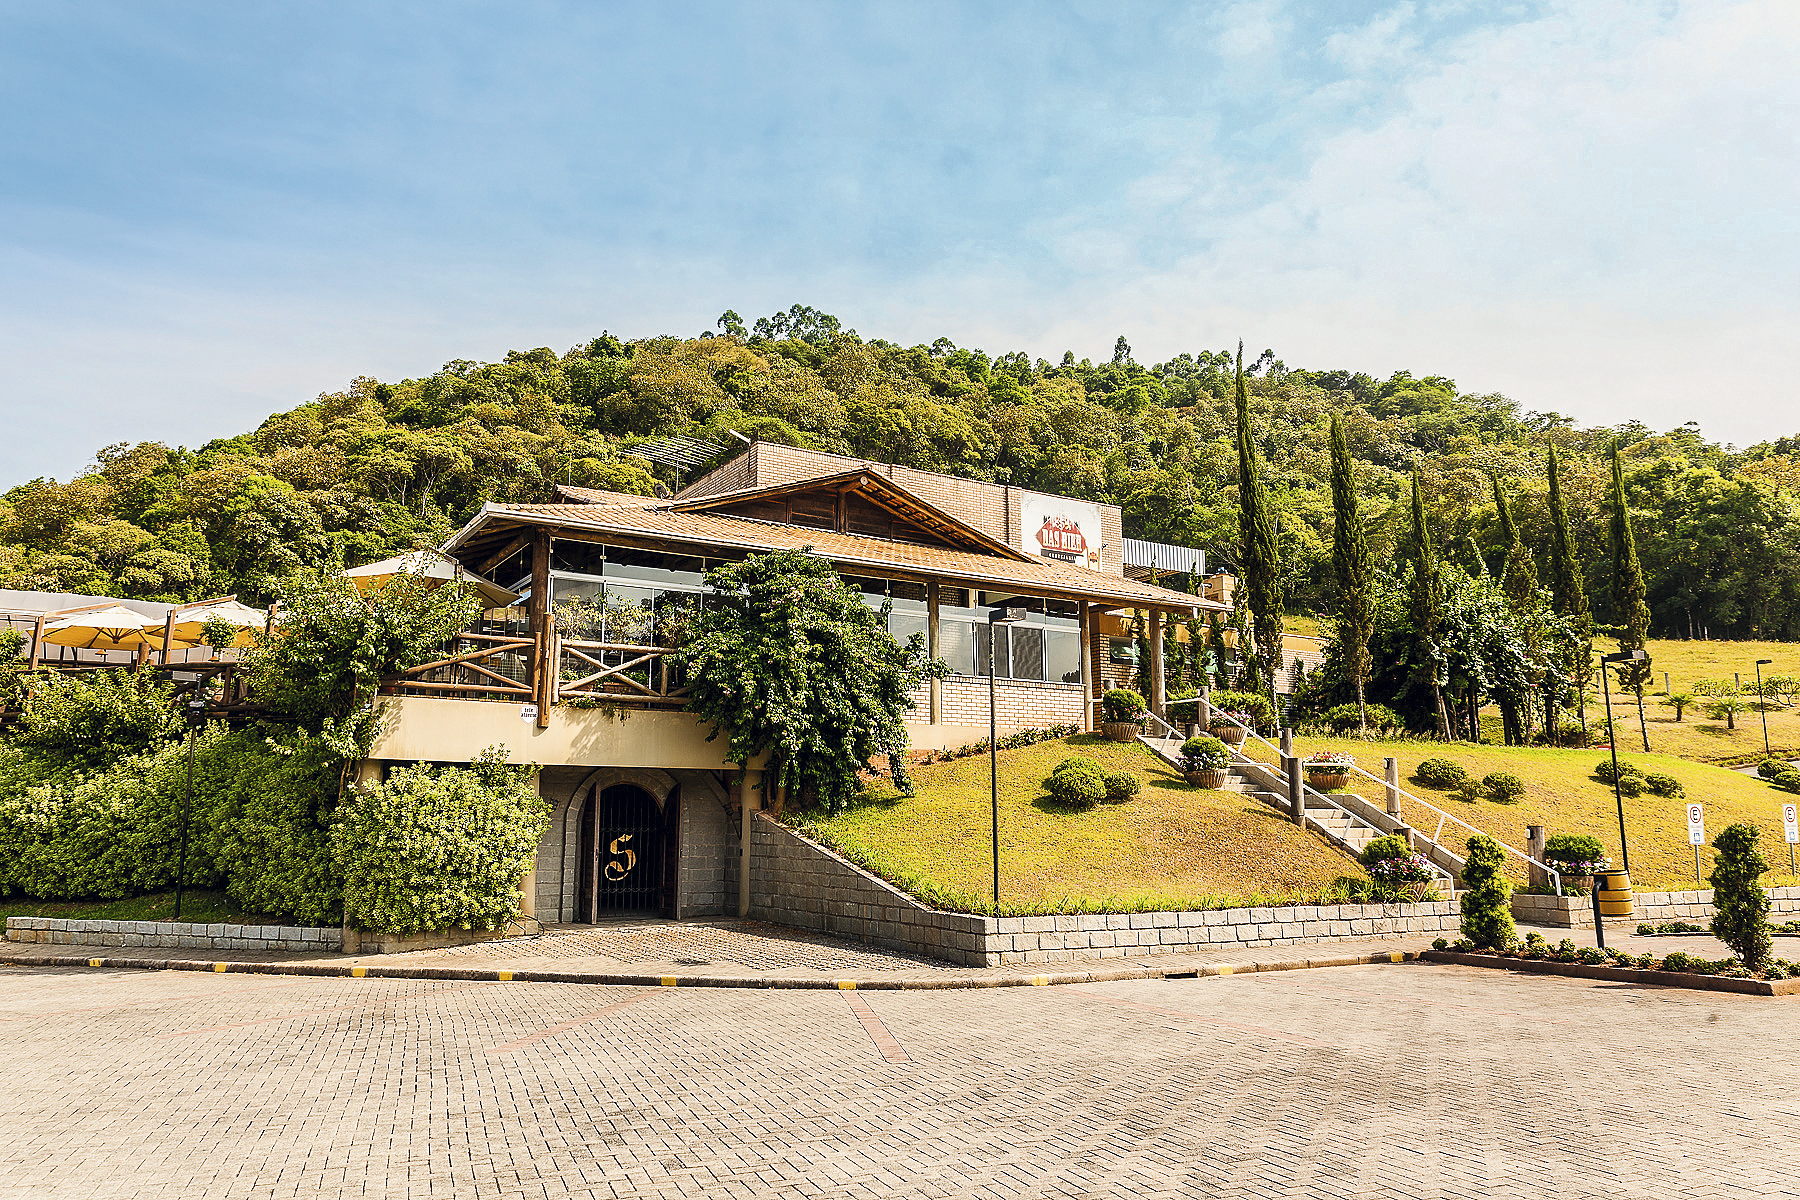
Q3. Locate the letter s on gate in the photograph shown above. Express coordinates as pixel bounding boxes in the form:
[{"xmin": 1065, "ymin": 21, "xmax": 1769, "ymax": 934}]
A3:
[{"xmin": 604, "ymin": 834, "xmax": 637, "ymax": 881}]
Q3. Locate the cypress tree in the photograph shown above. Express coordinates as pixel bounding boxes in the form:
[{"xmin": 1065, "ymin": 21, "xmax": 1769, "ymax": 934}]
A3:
[
  {"xmin": 1408, "ymin": 470, "xmax": 1453, "ymax": 740},
  {"xmin": 1328, "ymin": 416, "xmax": 1373, "ymax": 733},
  {"xmin": 1234, "ymin": 341, "xmax": 1283, "ymax": 701},
  {"xmin": 1491, "ymin": 474, "xmax": 1539, "ymax": 611},
  {"xmin": 1609, "ymin": 446, "xmax": 1653, "ymax": 749},
  {"xmin": 1546, "ymin": 445, "xmax": 1591, "ymax": 740}
]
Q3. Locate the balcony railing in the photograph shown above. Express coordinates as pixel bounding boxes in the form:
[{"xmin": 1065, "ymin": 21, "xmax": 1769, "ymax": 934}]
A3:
[
  {"xmin": 384, "ymin": 631, "xmax": 534, "ymax": 699},
  {"xmin": 554, "ymin": 637, "xmax": 689, "ymax": 706},
  {"xmin": 383, "ymin": 627, "xmax": 689, "ymax": 707}
]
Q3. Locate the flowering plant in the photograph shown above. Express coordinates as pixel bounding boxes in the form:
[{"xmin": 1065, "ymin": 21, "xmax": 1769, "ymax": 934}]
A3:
[
  {"xmin": 1365, "ymin": 852, "xmax": 1434, "ymax": 885},
  {"xmin": 1208, "ymin": 709, "xmax": 1255, "ymax": 727},
  {"xmin": 1549, "ymin": 858, "xmax": 1608, "ymax": 876},
  {"xmin": 1303, "ymin": 750, "xmax": 1355, "ymax": 771}
]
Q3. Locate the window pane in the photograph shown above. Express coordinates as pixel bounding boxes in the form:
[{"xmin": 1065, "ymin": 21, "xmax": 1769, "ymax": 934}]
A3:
[
  {"xmin": 940, "ymin": 620, "xmax": 975, "ymax": 676},
  {"xmin": 1046, "ymin": 629, "xmax": 1083, "ymax": 684},
  {"xmin": 889, "ymin": 612, "xmax": 927, "ymax": 647},
  {"xmin": 974, "ymin": 624, "xmax": 1012, "ymax": 678},
  {"xmin": 1010, "ymin": 625, "xmax": 1045, "ymax": 681}
]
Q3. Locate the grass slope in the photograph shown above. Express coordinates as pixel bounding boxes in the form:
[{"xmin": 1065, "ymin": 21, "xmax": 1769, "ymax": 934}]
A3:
[
  {"xmin": 1606, "ymin": 637, "xmax": 1800, "ymax": 763},
  {"xmin": 800, "ymin": 735, "xmax": 1366, "ymax": 914},
  {"xmin": 1248, "ymin": 735, "xmax": 1800, "ymax": 891}
]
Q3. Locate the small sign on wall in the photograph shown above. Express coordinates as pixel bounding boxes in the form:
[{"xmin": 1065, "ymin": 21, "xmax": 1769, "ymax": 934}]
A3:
[{"xmin": 520, "ymin": 703, "xmax": 538, "ymax": 722}]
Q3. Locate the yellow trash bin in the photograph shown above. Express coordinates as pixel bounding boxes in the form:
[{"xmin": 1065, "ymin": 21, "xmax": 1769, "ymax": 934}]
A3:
[{"xmin": 1595, "ymin": 869, "xmax": 1634, "ymax": 919}]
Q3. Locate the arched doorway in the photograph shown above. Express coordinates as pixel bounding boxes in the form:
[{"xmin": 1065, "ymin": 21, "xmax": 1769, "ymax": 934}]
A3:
[{"xmin": 575, "ymin": 782, "xmax": 677, "ymax": 920}]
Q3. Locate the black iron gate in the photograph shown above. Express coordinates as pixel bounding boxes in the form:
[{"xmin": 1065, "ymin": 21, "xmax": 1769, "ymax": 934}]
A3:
[{"xmin": 585, "ymin": 784, "xmax": 665, "ymax": 918}]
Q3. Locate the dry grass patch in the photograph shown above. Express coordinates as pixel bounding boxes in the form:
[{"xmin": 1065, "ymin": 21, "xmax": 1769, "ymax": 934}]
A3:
[{"xmin": 797, "ymin": 735, "xmax": 1365, "ymax": 913}]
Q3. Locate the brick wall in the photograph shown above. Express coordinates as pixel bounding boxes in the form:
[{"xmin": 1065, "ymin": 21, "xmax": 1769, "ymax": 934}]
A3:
[
  {"xmin": 936, "ymin": 676, "xmax": 1086, "ymax": 727},
  {"xmin": 5, "ymin": 918, "xmax": 339, "ymax": 953},
  {"xmin": 743, "ymin": 816, "xmax": 1462, "ymax": 966}
]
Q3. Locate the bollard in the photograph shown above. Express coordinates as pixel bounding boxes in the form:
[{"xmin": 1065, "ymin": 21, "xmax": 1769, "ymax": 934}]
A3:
[
  {"xmin": 1283, "ymin": 755, "xmax": 1306, "ymax": 827},
  {"xmin": 1280, "ymin": 727, "xmax": 1294, "ymax": 758},
  {"xmin": 1384, "ymin": 757, "xmax": 1401, "ymax": 816},
  {"xmin": 1526, "ymin": 825, "xmax": 1548, "ymax": 891}
]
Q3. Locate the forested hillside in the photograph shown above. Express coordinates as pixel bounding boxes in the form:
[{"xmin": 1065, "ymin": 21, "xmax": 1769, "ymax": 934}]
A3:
[{"xmin": 5, "ymin": 304, "xmax": 1799, "ymax": 639}]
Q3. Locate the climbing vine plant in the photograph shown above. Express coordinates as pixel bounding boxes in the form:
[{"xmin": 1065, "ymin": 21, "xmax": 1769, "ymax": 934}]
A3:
[{"xmin": 674, "ymin": 548, "xmax": 947, "ymax": 813}]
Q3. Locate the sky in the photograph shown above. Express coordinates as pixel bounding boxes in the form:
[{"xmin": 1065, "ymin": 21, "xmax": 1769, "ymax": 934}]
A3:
[{"xmin": 1, "ymin": 0, "xmax": 1796, "ymax": 486}]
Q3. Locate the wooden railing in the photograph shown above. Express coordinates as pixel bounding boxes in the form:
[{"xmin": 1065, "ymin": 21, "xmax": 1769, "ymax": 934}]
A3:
[
  {"xmin": 384, "ymin": 632, "xmax": 534, "ymax": 699},
  {"xmin": 554, "ymin": 638, "xmax": 688, "ymax": 705}
]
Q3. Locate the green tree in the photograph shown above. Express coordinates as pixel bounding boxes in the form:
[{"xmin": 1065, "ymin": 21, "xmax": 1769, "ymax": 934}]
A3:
[
  {"xmin": 1234, "ymin": 342, "xmax": 1283, "ymax": 699},
  {"xmin": 1328, "ymin": 416, "xmax": 1374, "ymax": 732},
  {"xmin": 1708, "ymin": 823, "xmax": 1772, "ymax": 973},
  {"xmin": 1545, "ymin": 445, "xmax": 1591, "ymax": 739},
  {"xmin": 1407, "ymin": 471, "xmax": 1453, "ymax": 739},
  {"xmin": 1609, "ymin": 446, "xmax": 1653, "ymax": 748},
  {"xmin": 675, "ymin": 548, "xmax": 947, "ymax": 813},
  {"xmin": 1459, "ymin": 834, "xmax": 1516, "ymax": 949}
]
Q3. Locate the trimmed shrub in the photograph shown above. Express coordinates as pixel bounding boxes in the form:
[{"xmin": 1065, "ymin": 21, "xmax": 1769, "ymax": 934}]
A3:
[
  {"xmin": 1543, "ymin": 832, "xmax": 1607, "ymax": 874},
  {"xmin": 1708, "ymin": 823, "xmax": 1772, "ymax": 974},
  {"xmin": 1208, "ymin": 690, "xmax": 1275, "ymax": 730},
  {"xmin": 1615, "ymin": 774, "xmax": 1644, "ymax": 797},
  {"xmin": 1459, "ymin": 834, "xmax": 1515, "ymax": 950},
  {"xmin": 334, "ymin": 748, "xmax": 547, "ymax": 935},
  {"xmin": 1179, "ymin": 736, "xmax": 1230, "ymax": 770},
  {"xmin": 1774, "ymin": 769, "xmax": 1800, "ymax": 795},
  {"xmin": 1101, "ymin": 689, "xmax": 1146, "ymax": 722},
  {"xmin": 1414, "ymin": 758, "xmax": 1470, "ymax": 790},
  {"xmin": 11, "ymin": 670, "xmax": 182, "ymax": 770},
  {"xmin": 1758, "ymin": 759, "xmax": 1789, "ymax": 780},
  {"xmin": 1102, "ymin": 773, "xmax": 1141, "ymax": 804},
  {"xmin": 1044, "ymin": 758, "xmax": 1106, "ymax": 808},
  {"xmin": 1594, "ymin": 759, "xmax": 1644, "ymax": 785},
  {"xmin": 1643, "ymin": 772, "xmax": 1684, "ymax": 798},
  {"xmin": 1358, "ymin": 834, "xmax": 1411, "ymax": 868},
  {"xmin": 1481, "ymin": 772, "xmax": 1525, "ymax": 803}
]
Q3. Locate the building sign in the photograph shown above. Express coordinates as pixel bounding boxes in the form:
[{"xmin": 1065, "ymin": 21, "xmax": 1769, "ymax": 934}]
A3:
[{"xmin": 1020, "ymin": 494, "xmax": 1103, "ymax": 569}]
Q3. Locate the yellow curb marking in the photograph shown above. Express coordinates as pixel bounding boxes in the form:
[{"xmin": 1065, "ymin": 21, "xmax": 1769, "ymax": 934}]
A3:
[
  {"xmin": 1216, "ymin": 965, "xmax": 1233, "ymax": 976},
  {"xmin": 351, "ymin": 967, "xmax": 366, "ymax": 977},
  {"xmin": 496, "ymin": 971, "xmax": 513, "ymax": 981},
  {"xmin": 1030, "ymin": 975, "xmax": 1049, "ymax": 986},
  {"xmin": 1390, "ymin": 951, "xmax": 1404, "ymax": 963},
  {"xmin": 660, "ymin": 977, "xmax": 677, "ymax": 987},
  {"xmin": 89, "ymin": 959, "xmax": 102, "ymax": 968},
  {"xmin": 836, "ymin": 980, "xmax": 857, "ymax": 990},
  {"xmin": 214, "ymin": 963, "xmax": 228, "ymax": 973}
]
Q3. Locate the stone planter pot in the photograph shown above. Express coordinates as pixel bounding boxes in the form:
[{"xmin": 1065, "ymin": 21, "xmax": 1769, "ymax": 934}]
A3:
[
  {"xmin": 1305, "ymin": 769, "xmax": 1350, "ymax": 791},
  {"xmin": 1210, "ymin": 725, "xmax": 1248, "ymax": 747},
  {"xmin": 1101, "ymin": 720, "xmax": 1143, "ymax": 743},
  {"xmin": 1558, "ymin": 873, "xmax": 1593, "ymax": 894},
  {"xmin": 1406, "ymin": 880, "xmax": 1434, "ymax": 902},
  {"xmin": 1185, "ymin": 767, "xmax": 1228, "ymax": 789}
]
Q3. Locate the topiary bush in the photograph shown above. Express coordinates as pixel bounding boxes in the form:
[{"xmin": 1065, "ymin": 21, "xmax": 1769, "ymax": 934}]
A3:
[
  {"xmin": 1543, "ymin": 832, "xmax": 1607, "ymax": 875},
  {"xmin": 1179, "ymin": 736, "xmax": 1230, "ymax": 770},
  {"xmin": 334, "ymin": 748, "xmax": 547, "ymax": 936},
  {"xmin": 1101, "ymin": 689, "xmax": 1147, "ymax": 723},
  {"xmin": 1774, "ymin": 769, "xmax": 1800, "ymax": 795},
  {"xmin": 1481, "ymin": 772, "xmax": 1525, "ymax": 803},
  {"xmin": 1615, "ymin": 774, "xmax": 1644, "ymax": 797},
  {"xmin": 1414, "ymin": 758, "xmax": 1470, "ymax": 790},
  {"xmin": 1594, "ymin": 759, "xmax": 1644, "ymax": 785},
  {"xmin": 1758, "ymin": 759, "xmax": 1789, "ymax": 780},
  {"xmin": 1102, "ymin": 773, "xmax": 1141, "ymax": 804},
  {"xmin": 1643, "ymin": 772, "xmax": 1684, "ymax": 798},
  {"xmin": 1708, "ymin": 823, "xmax": 1772, "ymax": 974},
  {"xmin": 1044, "ymin": 758, "xmax": 1106, "ymax": 808},
  {"xmin": 1459, "ymin": 834, "xmax": 1516, "ymax": 950}
]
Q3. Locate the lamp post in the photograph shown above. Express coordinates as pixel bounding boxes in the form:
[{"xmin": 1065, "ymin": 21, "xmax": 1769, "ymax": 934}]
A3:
[
  {"xmin": 174, "ymin": 689, "xmax": 208, "ymax": 920},
  {"xmin": 987, "ymin": 605, "xmax": 1027, "ymax": 911},
  {"xmin": 1757, "ymin": 659, "xmax": 1774, "ymax": 758},
  {"xmin": 1600, "ymin": 650, "xmax": 1647, "ymax": 875}
]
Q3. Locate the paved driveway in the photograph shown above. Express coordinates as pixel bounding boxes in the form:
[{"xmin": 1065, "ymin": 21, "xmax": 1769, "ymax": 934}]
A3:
[{"xmin": 2, "ymin": 960, "xmax": 1795, "ymax": 1198}]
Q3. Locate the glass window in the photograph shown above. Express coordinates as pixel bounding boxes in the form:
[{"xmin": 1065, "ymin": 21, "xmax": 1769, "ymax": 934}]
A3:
[
  {"xmin": 939, "ymin": 620, "xmax": 975, "ymax": 677},
  {"xmin": 1047, "ymin": 629, "xmax": 1083, "ymax": 684},
  {"xmin": 889, "ymin": 611, "xmax": 927, "ymax": 647},
  {"xmin": 1010, "ymin": 625, "xmax": 1045, "ymax": 681}
]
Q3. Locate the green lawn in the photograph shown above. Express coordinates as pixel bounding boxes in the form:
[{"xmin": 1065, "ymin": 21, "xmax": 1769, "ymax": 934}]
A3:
[
  {"xmin": 800, "ymin": 735, "xmax": 1367, "ymax": 914},
  {"xmin": 1597, "ymin": 637, "xmax": 1800, "ymax": 763},
  {"xmin": 1244, "ymin": 734, "xmax": 1800, "ymax": 891},
  {"xmin": 0, "ymin": 890, "xmax": 296, "ymax": 927}
]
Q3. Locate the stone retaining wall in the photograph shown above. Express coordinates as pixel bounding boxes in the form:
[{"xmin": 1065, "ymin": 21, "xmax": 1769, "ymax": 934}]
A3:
[
  {"xmin": 749, "ymin": 814, "xmax": 1463, "ymax": 967},
  {"xmin": 5, "ymin": 917, "xmax": 340, "ymax": 953},
  {"xmin": 1512, "ymin": 886, "xmax": 1800, "ymax": 928}
]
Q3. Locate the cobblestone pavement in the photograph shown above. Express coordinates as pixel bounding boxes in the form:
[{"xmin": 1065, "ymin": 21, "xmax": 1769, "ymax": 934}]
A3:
[
  {"xmin": 417, "ymin": 919, "xmax": 961, "ymax": 973},
  {"xmin": 4, "ymin": 958, "xmax": 1799, "ymax": 1198}
]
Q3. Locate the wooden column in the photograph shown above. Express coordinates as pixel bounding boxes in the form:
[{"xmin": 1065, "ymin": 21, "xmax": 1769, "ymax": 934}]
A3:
[
  {"xmin": 1078, "ymin": 600, "xmax": 1093, "ymax": 733},
  {"xmin": 927, "ymin": 581, "xmax": 942, "ymax": 724},
  {"xmin": 529, "ymin": 529, "xmax": 552, "ymax": 729},
  {"xmin": 28, "ymin": 612, "xmax": 43, "ymax": 671},
  {"xmin": 1148, "ymin": 608, "xmax": 1165, "ymax": 719}
]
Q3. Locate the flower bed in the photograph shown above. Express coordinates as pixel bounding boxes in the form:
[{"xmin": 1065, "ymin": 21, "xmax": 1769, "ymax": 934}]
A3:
[{"xmin": 1427, "ymin": 929, "xmax": 1800, "ymax": 986}]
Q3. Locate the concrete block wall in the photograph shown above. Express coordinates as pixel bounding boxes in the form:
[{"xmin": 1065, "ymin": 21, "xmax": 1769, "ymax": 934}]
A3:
[
  {"xmin": 1512, "ymin": 886, "xmax": 1800, "ymax": 928},
  {"xmin": 678, "ymin": 775, "xmax": 733, "ymax": 917},
  {"xmin": 5, "ymin": 917, "xmax": 339, "ymax": 953},
  {"xmin": 747, "ymin": 815, "xmax": 1462, "ymax": 966}
]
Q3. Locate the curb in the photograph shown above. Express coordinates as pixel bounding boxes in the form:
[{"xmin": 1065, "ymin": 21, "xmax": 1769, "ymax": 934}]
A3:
[
  {"xmin": 1, "ymin": 948, "xmax": 1421, "ymax": 990},
  {"xmin": 1420, "ymin": 950, "xmax": 1800, "ymax": 996}
]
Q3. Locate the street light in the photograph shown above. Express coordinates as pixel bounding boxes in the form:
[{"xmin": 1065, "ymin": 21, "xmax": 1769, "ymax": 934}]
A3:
[
  {"xmin": 1758, "ymin": 659, "xmax": 1775, "ymax": 758},
  {"xmin": 1600, "ymin": 650, "xmax": 1647, "ymax": 874},
  {"xmin": 986, "ymin": 604, "xmax": 1027, "ymax": 911}
]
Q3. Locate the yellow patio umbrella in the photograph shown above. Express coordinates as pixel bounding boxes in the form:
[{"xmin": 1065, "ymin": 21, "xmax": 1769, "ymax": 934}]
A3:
[
  {"xmin": 153, "ymin": 599, "xmax": 269, "ymax": 652},
  {"xmin": 40, "ymin": 605, "xmax": 162, "ymax": 653},
  {"xmin": 345, "ymin": 550, "xmax": 520, "ymax": 607}
]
